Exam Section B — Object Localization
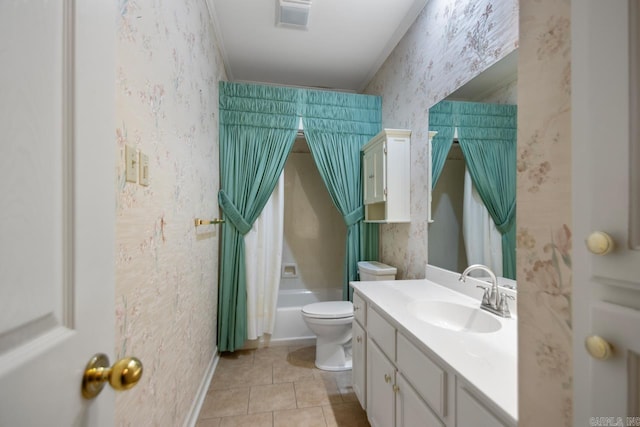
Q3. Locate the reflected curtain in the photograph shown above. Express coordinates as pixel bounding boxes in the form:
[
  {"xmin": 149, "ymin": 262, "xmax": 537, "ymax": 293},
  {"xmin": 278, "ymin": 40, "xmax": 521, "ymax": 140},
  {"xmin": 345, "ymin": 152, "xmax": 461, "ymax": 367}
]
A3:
[
  {"xmin": 302, "ymin": 89, "xmax": 381, "ymax": 301},
  {"xmin": 428, "ymin": 102, "xmax": 456, "ymax": 189},
  {"xmin": 462, "ymin": 167, "xmax": 503, "ymax": 276},
  {"xmin": 217, "ymin": 82, "xmax": 298, "ymax": 352},
  {"xmin": 455, "ymin": 102, "xmax": 517, "ymax": 279},
  {"xmin": 429, "ymin": 100, "xmax": 517, "ymax": 279}
]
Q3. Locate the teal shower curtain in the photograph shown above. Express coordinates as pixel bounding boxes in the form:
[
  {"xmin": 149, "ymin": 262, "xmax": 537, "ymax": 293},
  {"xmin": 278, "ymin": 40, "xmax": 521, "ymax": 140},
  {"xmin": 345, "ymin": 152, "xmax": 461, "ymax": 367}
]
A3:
[
  {"xmin": 217, "ymin": 83, "xmax": 298, "ymax": 352},
  {"xmin": 217, "ymin": 82, "xmax": 382, "ymax": 351},
  {"xmin": 302, "ymin": 88, "xmax": 381, "ymax": 301}
]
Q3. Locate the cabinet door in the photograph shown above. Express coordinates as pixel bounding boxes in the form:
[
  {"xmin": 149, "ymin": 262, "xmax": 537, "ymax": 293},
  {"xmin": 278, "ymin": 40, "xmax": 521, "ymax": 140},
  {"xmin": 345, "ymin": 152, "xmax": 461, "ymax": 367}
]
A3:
[
  {"xmin": 395, "ymin": 374, "xmax": 444, "ymax": 427},
  {"xmin": 367, "ymin": 338, "xmax": 395, "ymax": 427},
  {"xmin": 352, "ymin": 320, "xmax": 366, "ymax": 410},
  {"xmin": 372, "ymin": 142, "xmax": 386, "ymax": 202},
  {"xmin": 363, "ymin": 148, "xmax": 376, "ymax": 204},
  {"xmin": 457, "ymin": 384, "xmax": 508, "ymax": 427},
  {"xmin": 363, "ymin": 142, "xmax": 386, "ymax": 204}
]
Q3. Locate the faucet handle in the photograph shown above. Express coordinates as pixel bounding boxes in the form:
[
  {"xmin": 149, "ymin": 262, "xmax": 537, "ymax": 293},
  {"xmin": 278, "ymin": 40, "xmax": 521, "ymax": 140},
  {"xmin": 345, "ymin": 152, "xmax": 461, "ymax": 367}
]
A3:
[
  {"xmin": 476, "ymin": 285, "xmax": 491, "ymax": 305},
  {"xmin": 498, "ymin": 292, "xmax": 515, "ymax": 316}
]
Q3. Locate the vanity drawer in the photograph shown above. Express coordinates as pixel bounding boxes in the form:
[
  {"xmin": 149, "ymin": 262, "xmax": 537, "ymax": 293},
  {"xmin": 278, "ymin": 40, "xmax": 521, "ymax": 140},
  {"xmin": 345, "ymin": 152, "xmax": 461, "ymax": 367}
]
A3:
[
  {"xmin": 367, "ymin": 306, "xmax": 396, "ymax": 361},
  {"xmin": 397, "ymin": 333, "xmax": 447, "ymax": 418},
  {"xmin": 353, "ymin": 292, "xmax": 366, "ymax": 326}
]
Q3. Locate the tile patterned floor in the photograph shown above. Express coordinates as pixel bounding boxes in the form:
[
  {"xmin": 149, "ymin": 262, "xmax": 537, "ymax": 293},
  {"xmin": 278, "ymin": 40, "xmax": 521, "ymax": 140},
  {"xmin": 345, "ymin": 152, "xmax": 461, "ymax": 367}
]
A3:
[{"xmin": 196, "ymin": 346, "xmax": 370, "ymax": 427}]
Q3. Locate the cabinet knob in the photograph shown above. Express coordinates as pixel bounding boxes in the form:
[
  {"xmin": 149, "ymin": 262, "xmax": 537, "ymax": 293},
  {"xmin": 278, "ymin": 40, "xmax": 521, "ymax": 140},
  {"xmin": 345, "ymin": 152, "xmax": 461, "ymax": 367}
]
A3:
[
  {"xmin": 356, "ymin": 336, "xmax": 362, "ymax": 343},
  {"xmin": 384, "ymin": 373, "xmax": 392, "ymax": 383},
  {"xmin": 353, "ymin": 306, "xmax": 360, "ymax": 311},
  {"xmin": 585, "ymin": 335, "xmax": 613, "ymax": 360},
  {"xmin": 393, "ymin": 384, "xmax": 400, "ymax": 393},
  {"xmin": 586, "ymin": 231, "xmax": 615, "ymax": 255}
]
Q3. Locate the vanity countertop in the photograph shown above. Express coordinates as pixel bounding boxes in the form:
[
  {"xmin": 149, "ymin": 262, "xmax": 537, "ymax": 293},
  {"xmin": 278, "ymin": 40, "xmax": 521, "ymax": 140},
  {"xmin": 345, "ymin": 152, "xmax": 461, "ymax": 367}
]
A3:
[{"xmin": 350, "ymin": 278, "xmax": 518, "ymax": 424}]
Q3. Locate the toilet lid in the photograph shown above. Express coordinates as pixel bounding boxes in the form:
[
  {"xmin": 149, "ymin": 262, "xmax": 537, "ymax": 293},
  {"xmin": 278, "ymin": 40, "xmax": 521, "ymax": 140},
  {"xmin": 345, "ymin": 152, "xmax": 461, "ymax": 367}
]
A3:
[{"xmin": 302, "ymin": 301, "xmax": 353, "ymax": 319}]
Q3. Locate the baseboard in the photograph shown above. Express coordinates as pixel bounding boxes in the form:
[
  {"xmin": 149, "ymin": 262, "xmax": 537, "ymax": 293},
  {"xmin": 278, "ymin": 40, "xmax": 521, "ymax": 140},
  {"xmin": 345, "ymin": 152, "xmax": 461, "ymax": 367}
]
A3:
[
  {"xmin": 242, "ymin": 336, "xmax": 316, "ymax": 350},
  {"xmin": 183, "ymin": 347, "xmax": 219, "ymax": 427}
]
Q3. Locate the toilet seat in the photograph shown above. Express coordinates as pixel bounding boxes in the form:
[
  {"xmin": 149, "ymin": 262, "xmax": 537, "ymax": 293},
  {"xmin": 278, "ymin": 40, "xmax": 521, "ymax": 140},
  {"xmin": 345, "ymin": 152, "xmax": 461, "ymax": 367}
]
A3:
[{"xmin": 302, "ymin": 301, "xmax": 353, "ymax": 319}]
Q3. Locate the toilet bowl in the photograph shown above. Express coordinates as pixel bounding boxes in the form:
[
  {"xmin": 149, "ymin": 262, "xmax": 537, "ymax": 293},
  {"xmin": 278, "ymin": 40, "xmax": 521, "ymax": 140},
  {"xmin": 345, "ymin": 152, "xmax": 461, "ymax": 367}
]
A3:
[
  {"xmin": 302, "ymin": 261, "xmax": 397, "ymax": 371},
  {"xmin": 301, "ymin": 301, "xmax": 354, "ymax": 371}
]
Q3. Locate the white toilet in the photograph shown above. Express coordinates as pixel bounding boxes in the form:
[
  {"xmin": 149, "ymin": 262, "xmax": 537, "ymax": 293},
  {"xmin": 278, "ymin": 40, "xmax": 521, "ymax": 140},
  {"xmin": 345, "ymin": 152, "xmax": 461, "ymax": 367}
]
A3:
[{"xmin": 301, "ymin": 261, "xmax": 397, "ymax": 371}]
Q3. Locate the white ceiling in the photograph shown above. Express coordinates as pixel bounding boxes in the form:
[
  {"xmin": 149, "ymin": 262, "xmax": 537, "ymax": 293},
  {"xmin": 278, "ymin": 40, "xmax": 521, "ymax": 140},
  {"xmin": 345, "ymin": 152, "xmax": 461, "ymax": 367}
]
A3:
[{"xmin": 207, "ymin": 0, "xmax": 429, "ymax": 92}]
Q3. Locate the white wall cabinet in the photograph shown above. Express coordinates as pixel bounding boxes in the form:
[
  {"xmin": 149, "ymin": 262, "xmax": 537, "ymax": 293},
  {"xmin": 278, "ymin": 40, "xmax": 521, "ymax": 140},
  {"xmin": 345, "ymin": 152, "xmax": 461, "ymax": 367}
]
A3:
[
  {"xmin": 362, "ymin": 129, "xmax": 411, "ymax": 223},
  {"xmin": 353, "ymin": 289, "xmax": 513, "ymax": 427}
]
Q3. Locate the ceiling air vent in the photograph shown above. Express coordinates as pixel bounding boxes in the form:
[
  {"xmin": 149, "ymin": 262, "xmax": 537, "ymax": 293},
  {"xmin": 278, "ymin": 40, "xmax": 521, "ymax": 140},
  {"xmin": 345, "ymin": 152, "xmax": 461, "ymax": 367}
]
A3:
[{"xmin": 276, "ymin": 0, "xmax": 312, "ymax": 30}]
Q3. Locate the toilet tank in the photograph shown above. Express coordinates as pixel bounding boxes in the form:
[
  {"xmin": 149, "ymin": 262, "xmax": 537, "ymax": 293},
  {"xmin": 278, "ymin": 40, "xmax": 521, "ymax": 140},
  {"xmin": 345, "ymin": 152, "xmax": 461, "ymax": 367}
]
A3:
[{"xmin": 357, "ymin": 261, "xmax": 397, "ymax": 281}]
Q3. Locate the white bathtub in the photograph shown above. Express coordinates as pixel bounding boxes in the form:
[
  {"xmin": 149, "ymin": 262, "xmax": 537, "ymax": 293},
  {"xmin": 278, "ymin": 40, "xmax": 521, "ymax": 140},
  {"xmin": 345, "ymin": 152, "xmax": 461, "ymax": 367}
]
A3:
[{"xmin": 270, "ymin": 288, "xmax": 342, "ymax": 345}]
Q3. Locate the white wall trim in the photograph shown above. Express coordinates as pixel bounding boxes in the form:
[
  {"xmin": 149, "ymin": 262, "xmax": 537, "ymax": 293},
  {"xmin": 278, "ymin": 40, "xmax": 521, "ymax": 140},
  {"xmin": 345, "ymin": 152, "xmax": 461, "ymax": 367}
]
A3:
[
  {"xmin": 204, "ymin": 0, "xmax": 233, "ymax": 80},
  {"xmin": 183, "ymin": 348, "xmax": 219, "ymax": 427}
]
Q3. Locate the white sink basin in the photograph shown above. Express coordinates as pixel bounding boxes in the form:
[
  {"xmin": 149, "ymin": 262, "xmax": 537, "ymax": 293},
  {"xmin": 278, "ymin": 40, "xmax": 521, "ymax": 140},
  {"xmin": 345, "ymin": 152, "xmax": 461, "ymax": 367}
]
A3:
[{"xmin": 407, "ymin": 300, "xmax": 502, "ymax": 333}]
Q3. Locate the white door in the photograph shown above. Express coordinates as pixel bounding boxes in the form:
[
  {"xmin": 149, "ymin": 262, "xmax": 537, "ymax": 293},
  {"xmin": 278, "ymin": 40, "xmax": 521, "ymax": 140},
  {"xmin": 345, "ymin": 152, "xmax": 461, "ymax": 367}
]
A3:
[
  {"xmin": 0, "ymin": 1, "xmax": 117, "ymax": 426},
  {"xmin": 573, "ymin": 1, "xmax": 640, "ymax": 425}
]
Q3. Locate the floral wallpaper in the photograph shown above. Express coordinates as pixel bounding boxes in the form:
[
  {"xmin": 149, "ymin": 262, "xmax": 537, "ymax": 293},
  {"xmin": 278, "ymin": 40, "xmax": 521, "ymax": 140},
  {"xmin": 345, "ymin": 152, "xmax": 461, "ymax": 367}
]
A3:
[
  {"xmin": 363, "ymin": 0, "xmax": 518, "ymax": 279},
  {"xmin": 364, "ymin": 0, "xmax": 573, "ymax": 424},
  {"xmin": 115, "ymin": 0, "xmax": 226, "ymax": 425},
  {"xmin": 517, "ymin": 0, "xmax": 572, "ymax": 424}
]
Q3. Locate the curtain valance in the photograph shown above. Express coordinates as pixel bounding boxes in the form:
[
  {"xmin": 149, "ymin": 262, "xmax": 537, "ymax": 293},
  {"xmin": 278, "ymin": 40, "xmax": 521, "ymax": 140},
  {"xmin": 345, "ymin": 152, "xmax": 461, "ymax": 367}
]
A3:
[{"xmin": 217, "ymin": 81, "xmax": 382, "ymax": 351}]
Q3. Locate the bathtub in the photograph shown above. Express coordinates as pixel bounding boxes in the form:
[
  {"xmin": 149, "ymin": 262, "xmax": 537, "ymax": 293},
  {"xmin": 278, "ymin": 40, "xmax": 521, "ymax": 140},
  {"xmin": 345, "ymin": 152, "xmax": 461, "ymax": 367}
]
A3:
[{"xmin": 270, "ymin": 288, "xmax": 342, "ymax": 345}]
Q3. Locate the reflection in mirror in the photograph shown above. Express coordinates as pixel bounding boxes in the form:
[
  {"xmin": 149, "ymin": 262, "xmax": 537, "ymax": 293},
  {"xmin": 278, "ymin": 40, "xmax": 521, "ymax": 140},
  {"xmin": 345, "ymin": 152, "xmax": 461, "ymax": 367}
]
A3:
[{"xmin": 427, "ymin": 50, "xmax": 518, "ymax": 286}]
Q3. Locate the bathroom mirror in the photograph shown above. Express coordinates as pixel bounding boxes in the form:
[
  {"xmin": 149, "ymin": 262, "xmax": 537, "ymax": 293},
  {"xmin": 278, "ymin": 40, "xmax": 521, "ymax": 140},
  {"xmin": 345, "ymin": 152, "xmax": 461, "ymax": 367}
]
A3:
[{"xmin": 427, "ymin": 50, "xmax": 517, "ymax": 285}]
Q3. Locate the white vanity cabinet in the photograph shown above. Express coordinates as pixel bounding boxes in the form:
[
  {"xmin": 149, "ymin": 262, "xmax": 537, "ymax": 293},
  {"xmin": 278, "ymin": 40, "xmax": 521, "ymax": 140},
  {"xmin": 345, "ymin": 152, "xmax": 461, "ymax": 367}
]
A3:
[
  {"xmin": 362, "ymin": 129, "xmax": 411, "ymax": 223},
  {"xmin": 352, "ymin": 288, "xmax": 513, "ymax": 427},
  {"xmin": 364, "ymin": 302, "xmax": 445, "ymax": 427}
]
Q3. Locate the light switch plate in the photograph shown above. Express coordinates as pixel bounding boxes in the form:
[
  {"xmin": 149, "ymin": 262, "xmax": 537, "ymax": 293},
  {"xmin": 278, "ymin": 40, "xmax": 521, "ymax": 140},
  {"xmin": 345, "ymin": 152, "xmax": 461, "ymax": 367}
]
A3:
[
  {"xmin": 125, "ymin": 145, "xmax": 137, "ymax": 183},
  {"xmin": 139, "ymin": 152, "xmax": 149, "ymax": 186}
]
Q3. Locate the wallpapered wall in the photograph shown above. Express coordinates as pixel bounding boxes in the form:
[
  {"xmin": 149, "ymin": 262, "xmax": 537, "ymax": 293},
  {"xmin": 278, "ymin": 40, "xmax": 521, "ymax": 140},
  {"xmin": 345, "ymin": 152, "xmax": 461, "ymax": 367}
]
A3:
[
  {"xmin": 363, "ymin": 0, "xmax": 519, "ymax": 279},
  {"xmin": 517, "ymin": 0, "xmax": 572, "ymax": 424},
  {"xmin": 115, "ymin": 0, "xmax": 226, "ymax": 425},
  {"xmin": 364, "ymin": 0, "xmax": 573, "ymax": 425}
]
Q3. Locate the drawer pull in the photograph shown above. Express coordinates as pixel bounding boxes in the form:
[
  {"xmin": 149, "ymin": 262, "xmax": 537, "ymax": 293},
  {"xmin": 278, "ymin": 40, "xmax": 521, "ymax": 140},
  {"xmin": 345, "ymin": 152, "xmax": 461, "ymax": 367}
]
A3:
[{"xmin": 384, "ymin": 374, "xmax": 392, "ymax": 383}]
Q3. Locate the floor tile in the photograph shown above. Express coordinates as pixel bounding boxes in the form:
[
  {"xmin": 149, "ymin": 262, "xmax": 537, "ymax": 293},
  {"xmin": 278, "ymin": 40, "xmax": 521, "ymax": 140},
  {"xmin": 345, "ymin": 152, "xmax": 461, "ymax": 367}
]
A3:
[
  {"xmin": 219, "ymin": 412, "xmax": 273, "ymax": 427},
  {"xmin": 199, "ymin": 388, "xmax": 250, "ymax": 419},
  {"xmin": 273, "ymin": 360, "xmax": 316, "ymax": 383},
  {"xmin": 273, "ymin": 406, "xmax": 327, "ymax": 427},
  {"xmin": 218, "ymin": 350, "xmax": 255, "ymax": 367},
  {"xmin": 196, "ymin": 418, "xmax": 221, "ymax": 427},
  {"xmin": 248, "ymin": 383, "xmax": 297, "ymax": 414},
  {"xmin": 294, "ymin": 378, "xmax": 343, "ymax": 408},
  {"xmin": 286, "ymin": 346, "xmax": 317, "ymax": 368},
  {"xmin": 210, "ymin": 363, "xmax": 273, "ymax": 390},
  {"xmin": 323, "ymin": 402, "xmax": 370, "ymax": 427},
  {"xmin": 253, "ymin": 346, "xmax": 291, "ymax": 365}
]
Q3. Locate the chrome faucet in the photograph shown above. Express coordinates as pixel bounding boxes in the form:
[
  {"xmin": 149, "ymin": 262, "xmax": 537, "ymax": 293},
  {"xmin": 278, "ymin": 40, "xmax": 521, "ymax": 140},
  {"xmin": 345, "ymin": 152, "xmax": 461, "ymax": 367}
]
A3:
[{"xmin": 459, "ymin": 264, "xmax": 512, "ymax": 318}]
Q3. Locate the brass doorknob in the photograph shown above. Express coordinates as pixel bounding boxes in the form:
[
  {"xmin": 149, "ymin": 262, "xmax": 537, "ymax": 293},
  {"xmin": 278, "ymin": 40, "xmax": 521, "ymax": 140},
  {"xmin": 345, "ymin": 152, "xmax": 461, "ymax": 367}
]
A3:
[
  {"xmin": 586, "ymin": 231, "xmax": 615, "ymax": 255},
  {"xmin": 82, "ymin": 353, "xmax": 143, "ymax": 399},
  {"xmin": 585, "ymin": 335, "xmax": 613, "ymax": 360}
]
